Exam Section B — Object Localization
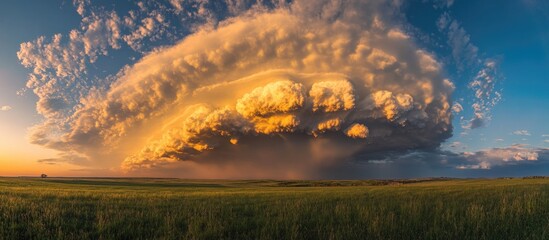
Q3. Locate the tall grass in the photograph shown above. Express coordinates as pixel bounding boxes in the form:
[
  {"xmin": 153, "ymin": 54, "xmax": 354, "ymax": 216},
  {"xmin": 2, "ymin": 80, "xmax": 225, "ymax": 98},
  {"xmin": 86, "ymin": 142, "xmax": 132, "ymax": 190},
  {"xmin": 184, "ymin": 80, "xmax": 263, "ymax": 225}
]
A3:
[{"xmin": 1, "ymin": 178, "xmax": 548, "ymax": 239}]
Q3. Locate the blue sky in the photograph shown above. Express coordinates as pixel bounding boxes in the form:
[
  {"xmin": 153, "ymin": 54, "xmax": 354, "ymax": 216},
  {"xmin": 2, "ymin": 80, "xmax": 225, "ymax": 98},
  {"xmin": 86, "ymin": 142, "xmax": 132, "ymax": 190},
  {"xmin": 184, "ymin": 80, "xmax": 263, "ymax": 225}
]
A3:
[
  {"xmin": 0, "ymin": 0, "xmax": 548, "ymax": 178},
  {"xmin": 446, "ymin": 0, "xmax": 549, "ymax": 151},
  {"xmin": 405, "ymin": 0, "xmax": 549, "ymax": 151}
]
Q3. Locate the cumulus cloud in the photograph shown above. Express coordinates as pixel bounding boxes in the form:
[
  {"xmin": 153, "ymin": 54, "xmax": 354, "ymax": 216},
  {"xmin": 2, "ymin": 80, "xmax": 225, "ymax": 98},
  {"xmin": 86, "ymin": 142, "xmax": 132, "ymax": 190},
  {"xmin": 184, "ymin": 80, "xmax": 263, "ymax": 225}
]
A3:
[
  {"xmin": 309, "ymin": 80, "xmax": 355, "ymax": 113},
  {"xmin": 21, "ymin": 0, "xmax": 456, "ymax": 178},
  {"xmin": 0, "ymin": 106, "xmax": 12, "ymax": 111},
  {"xmin": 236, "ymin": 81, "xmax": 305, "ymax": 118},
  {"xmin": 345, "ymin": 123, "xmax": 369, "ymax": 139},
  {"xmin": 451, "ymin": 102, "xmax": 462, "ymax": 113},
  {"xmin": 370, "ymin": 90, "xmax": 415, "ymax": 122},
  {"xmin": 315, "ymin": 118, "xmax": 342, "ymax": 135}
]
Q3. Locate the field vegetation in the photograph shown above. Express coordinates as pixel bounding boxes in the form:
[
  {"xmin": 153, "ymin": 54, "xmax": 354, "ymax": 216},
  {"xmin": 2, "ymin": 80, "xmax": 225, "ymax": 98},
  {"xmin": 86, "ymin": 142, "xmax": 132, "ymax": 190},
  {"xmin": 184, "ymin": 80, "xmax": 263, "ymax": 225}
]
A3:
[{"xmin": 1, "ymin": 177, "xmax": 549, "ymax": 239}]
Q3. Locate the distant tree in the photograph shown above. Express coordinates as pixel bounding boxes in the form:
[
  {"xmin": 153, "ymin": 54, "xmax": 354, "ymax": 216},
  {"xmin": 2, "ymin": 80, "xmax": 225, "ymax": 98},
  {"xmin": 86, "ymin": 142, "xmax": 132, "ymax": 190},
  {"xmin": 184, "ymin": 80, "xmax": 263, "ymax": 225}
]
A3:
[{"xmin": 41, "ymin": 174, "xmax": 47, "ymax": 178}]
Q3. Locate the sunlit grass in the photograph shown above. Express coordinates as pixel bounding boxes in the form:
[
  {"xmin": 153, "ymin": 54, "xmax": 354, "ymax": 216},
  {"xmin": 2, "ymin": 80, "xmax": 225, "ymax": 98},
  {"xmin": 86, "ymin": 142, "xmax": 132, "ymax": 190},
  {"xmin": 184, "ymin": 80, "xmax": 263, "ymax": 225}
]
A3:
[{"xmin": 1, "ymin": 178, "xmax": 549, "ymax": 239}]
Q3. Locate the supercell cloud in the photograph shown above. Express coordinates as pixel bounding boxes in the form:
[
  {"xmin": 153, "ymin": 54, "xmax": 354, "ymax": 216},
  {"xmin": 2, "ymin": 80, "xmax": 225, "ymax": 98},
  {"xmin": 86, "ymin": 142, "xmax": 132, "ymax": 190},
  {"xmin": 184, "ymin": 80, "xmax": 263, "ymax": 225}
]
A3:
[{"xmin": 18, "ymin": 0, "xmax": 458, "ymax": 178}]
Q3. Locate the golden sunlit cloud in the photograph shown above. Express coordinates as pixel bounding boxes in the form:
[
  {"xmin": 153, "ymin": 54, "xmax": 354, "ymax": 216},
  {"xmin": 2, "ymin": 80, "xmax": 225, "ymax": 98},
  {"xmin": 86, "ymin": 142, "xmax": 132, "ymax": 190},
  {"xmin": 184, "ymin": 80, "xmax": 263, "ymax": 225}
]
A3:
[{"xmin": 18, "ymin": 0, "xmax": 456, "ymax": 178}]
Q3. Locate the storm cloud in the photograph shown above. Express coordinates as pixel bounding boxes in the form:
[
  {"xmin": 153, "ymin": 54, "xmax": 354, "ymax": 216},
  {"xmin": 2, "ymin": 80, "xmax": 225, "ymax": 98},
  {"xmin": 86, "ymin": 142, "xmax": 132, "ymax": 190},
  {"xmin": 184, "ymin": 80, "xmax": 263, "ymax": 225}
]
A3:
[{"xmin": 19, "ymin": 0, "xmax": 459, "ymax": 178}]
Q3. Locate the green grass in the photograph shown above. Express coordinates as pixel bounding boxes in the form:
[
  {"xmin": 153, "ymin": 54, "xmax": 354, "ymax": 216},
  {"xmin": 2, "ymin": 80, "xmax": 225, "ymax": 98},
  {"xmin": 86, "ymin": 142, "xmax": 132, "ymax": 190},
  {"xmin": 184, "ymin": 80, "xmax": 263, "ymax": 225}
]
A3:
[{"xmin": 1, "ymin": 178, "xmax": 549, "ymax": 239}]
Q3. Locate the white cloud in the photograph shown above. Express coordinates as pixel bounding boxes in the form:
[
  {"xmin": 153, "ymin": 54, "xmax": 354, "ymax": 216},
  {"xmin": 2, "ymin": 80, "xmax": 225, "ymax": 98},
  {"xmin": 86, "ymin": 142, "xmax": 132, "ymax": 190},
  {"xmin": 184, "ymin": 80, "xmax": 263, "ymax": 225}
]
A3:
[
  {"xmin": 428, "ymin": 0, "xmax": 455, "ymax": 9},
  {"xmin": 0, "ymin": 105, "xmax": 12, "ymax": 111},
  {"xmin": 513, "ymin": 130, "xmax": 531, "ymax": 136},
  {"xmin": 437, "ymin": 13, "xmax": 478, "ymax": 70},
  {"xmin": 17, "ymin": 0, "xmax": 212, "ymax": 121},
  {"xmin": 464, "ymin": 60, "xmax": 501, "ymax": 129},
  {"xmin": 437, "ymin": 12, "xmax": 501, "ymax": 130},
  {"xmin": 456, "ymin": 145, "xmax": 540, "ymax": 170}
]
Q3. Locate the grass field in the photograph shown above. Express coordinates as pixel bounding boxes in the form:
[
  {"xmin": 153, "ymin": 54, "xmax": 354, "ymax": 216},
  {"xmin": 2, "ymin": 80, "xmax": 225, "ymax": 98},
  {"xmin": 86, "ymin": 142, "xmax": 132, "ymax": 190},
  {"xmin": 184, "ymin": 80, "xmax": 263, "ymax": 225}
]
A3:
[{"xmin": 1, "ymin": 177, "xmax": 549, "ymax": 239}]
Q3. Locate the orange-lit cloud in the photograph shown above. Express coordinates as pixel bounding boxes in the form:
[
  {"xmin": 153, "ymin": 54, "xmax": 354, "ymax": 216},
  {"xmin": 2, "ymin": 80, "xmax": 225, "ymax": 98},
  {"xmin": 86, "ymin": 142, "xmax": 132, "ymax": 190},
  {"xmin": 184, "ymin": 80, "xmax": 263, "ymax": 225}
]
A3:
[{"xmin": 19, "ymin": 0, "xmax": 456, "ymax": 178}]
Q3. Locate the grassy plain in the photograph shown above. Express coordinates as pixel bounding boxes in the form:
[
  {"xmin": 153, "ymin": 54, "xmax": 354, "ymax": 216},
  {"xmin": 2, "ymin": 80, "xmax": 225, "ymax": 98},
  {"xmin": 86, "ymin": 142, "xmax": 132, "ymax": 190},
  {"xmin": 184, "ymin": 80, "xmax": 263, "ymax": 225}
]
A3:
[{"xmin": 1, "ymin": 177, "xmax": 549, "ymax": 239}]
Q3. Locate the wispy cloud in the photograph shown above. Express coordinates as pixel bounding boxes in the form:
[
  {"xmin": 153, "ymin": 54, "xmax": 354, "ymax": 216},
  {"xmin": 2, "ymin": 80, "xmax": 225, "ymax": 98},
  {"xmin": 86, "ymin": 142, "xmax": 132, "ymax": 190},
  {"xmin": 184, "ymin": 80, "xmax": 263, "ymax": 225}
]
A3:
[
  {"xmin": 513, "ymin": 130, "xmax": 531, "ymax": 136},
  {"xmin": 437, "ymin": 10, "xmax": 502, "ymax": 129},
  {"xmin": 429, "ymin": 0, "xmax": 455, "ymax": 9},
  {"xmin": 0, "ymin": 105, "xmax": 12, "ymax": 111}
]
